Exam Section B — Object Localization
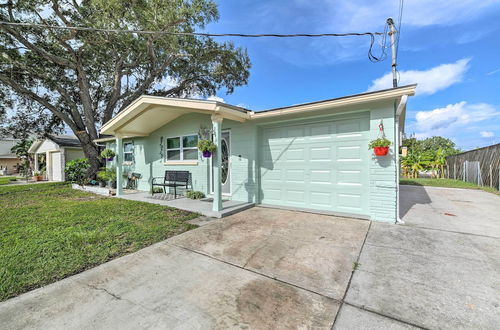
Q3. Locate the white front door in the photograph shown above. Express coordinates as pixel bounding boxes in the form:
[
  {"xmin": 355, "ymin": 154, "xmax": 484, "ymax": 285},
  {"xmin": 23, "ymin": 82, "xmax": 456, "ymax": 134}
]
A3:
[
  {"xmin": 212, "ymin": 131, "xmax": 231, "ymax": 195},
  {"xmin": 50, "ymin": 151, "xmax": 63, "ymax": 181}
]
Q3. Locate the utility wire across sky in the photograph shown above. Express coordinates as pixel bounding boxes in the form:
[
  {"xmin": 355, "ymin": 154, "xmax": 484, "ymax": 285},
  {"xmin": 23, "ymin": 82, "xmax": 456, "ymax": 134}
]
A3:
[{"xmin": 0, "ymin": 21, "xmax": 384, "ymax": 38}]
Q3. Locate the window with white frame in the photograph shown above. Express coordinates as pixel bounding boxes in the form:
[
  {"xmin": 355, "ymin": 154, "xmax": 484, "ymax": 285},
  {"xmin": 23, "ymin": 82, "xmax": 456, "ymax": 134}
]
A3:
[
  {"xmin": 166, "ymin": 134, "xmax": 198, "ymax": 161},
  {"xmin": 124, "ymin": 142, "xmax": 134, "ymax": 162}
]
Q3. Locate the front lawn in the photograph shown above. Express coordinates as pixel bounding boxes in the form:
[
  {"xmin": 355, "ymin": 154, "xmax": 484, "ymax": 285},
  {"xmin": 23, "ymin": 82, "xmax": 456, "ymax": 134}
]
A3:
[
  {"xmin": 0, "ymin": 176, "xmax": 17, "ymax": 185},
  {"xmin": 400, "ymin": 178, "xmax": 500, "ymax": 195},
  {"xmin": 0, "ymin": 183, "xmax": 198, "ymax": 301}
]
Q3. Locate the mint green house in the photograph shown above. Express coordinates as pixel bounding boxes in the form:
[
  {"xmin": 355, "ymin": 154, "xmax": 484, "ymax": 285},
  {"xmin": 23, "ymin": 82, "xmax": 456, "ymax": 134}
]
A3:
[{"xmin": 98, "ymin": 85, "xmax": 416, "ymax": 223}]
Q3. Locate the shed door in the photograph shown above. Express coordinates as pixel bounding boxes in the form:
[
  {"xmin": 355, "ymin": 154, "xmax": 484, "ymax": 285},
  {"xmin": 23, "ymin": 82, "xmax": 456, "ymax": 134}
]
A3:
[
  {"xmin": 259, "ymin": 116, "xmax": 370, "ymax": 216},
  {"xmin": 50, "ymin": 151, "xmax": 62, "ymax": 181}
]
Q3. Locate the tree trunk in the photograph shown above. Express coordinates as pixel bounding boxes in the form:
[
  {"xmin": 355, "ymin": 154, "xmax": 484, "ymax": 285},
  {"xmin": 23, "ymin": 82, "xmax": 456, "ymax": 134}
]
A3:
[{"xmin": 75, "ymin": 130, "xmax": 102, "ymax": 179}]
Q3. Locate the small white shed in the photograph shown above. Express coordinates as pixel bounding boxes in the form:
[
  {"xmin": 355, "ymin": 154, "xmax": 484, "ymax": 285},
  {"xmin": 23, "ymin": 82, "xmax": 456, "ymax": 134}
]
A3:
[{"xmin": 28, "ymin": 135, "xmax": 85, "ymax": 181}]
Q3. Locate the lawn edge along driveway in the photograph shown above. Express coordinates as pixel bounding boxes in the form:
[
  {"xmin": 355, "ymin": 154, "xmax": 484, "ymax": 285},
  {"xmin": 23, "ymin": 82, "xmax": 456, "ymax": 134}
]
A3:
[{"xmin": 0, "ymin": 182, "xmax": 198, "ymax": 302}]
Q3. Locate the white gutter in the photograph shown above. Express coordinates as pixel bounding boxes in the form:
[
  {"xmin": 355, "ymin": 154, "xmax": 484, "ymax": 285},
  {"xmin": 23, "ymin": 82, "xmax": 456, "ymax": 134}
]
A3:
[{"xmin": 395, "ymin": 95, "xmax": 408, "ymax": 224}]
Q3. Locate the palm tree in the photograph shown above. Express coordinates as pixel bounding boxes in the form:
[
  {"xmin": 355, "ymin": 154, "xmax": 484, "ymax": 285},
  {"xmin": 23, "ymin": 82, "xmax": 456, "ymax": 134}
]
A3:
[
  {"xmin": 434, "ymin": 148, "xmax": 447, "ymax": 178},
  {"xmin": 10, "ymin": 139, "xmax": 33, "ymax": 180},
  {"xmin": 401, "ymin": 153, "xmax": 424, "ymax": 178}
]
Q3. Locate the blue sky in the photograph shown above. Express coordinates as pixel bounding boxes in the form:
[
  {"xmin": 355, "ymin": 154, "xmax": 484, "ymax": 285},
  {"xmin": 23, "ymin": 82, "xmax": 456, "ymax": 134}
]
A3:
[{"xmin": 203, "ymin": 0, "xmax": 500, "ymax": 150}]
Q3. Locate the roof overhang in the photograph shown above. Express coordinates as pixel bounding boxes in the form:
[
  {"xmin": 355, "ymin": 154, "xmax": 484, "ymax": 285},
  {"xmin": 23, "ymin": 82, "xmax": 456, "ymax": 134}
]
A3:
[
  {"xmin": 250, "ymin": 85, "xmax": 416, "ymax": 119},
  {"xmin": 27, "ymin": 140, "xmax": 42, "ymax": 153},
  {"xmin": 100, "ymin": 96, "xmax": 250, "ymax": 137},
  {"xmin": 99, "ymin": 85, "xmax": 416, "ymax": 138}
]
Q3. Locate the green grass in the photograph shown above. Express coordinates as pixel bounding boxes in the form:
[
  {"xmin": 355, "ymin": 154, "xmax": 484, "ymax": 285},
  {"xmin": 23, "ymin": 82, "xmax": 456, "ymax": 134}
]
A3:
[
  {"xmin": 400, "ymin": 178, "xmax": 500, "ymax": 195},
  {"xmin": 0, "ymin": 176, "xmax": 17, "ymax": 185},
  {"xmin": 0, "ymin": 183, "xmax": 198, "ymax": 301}
]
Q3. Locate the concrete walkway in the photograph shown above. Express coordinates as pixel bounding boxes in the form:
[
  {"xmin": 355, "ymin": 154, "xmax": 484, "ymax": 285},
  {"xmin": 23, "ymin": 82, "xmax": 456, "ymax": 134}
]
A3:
[
  {"xmin": 116, "ymin": 191, "xmax": 255, "ymax": 218},
  {"xmin": 0, "ymin": 185, "xmax": 498, "ymax": 329}
]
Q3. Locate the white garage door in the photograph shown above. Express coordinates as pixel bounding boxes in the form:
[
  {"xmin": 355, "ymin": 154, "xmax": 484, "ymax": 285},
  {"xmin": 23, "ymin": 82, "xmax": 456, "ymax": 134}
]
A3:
[
  {"xmin": 50, "ymin": 151, "xmax": 63, "ymax": 181},
  {"xmin": 259, "ymin": 115, "xmax": 370, "ymax": 216}
]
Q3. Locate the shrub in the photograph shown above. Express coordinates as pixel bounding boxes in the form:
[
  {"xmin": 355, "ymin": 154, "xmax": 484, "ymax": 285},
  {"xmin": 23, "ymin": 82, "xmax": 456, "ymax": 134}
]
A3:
[
  {"xmin": 96, "ymin": 169, "xmax": 108, "ymax": 182},
  {"xmin": 197, "ymin": 139, "xmax": 217, "ymax": 153},
  {"xmin": 186, "ymin": 190, "xmax": 205, "ymax": 199},
  {"xmin": 65, "ymin": 158, "xmax": 90, "ymax": 185},
  {"xmin": 106, "ymin": 167, "xmax": 117, "ymax": 181},
  {"xmin": 368, "ymin": 138, "xmax": 391, "ymax": 149}
]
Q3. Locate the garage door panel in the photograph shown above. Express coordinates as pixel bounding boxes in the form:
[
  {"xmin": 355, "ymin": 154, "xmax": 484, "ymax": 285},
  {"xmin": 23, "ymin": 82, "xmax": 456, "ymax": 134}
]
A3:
[
  {"xmin": 310, "ymin": 170, "xmax": 333, "ymax": 184},
  {"xmin": 285, "ymin": 189, "xmax": 307, "ymax": 205},
  {"xmin": 262, "ymin": 188, "xmax": 283, "ymax": 203},
  {"xmin": 309, "ymin": 192, "xmax": 332, "ymax": 208},
  {"xmin": 337, "ymin": 170, "xmax": 364, "ymax": 186},
  {"xmin": 337, "ymin": 193, "xmax": 363, "ymax": 211},
  {"xmin": 285, "ymin": 169, "xmax": 306, "ymax": 183},
  {"xmin": 310, "ymin": 146, "xmax": 332, "ymax": 161},
  {"xmin": 260, "ymin": 116, "xmax": 369, "ymax": 216}
]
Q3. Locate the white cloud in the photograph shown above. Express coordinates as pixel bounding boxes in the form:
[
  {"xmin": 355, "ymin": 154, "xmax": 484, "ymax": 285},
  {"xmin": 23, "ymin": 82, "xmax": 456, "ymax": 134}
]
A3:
[
  {"xmin": 409, "ymin": 102, "xmax": 500, "ymax": 140},
  {"xmin": 367, "ymin": 58, "xmax": 470, "ymax": 94},
  {"xmin": 480, "ymin": 131, "xmax": 495, "ymax": 138},
  {"xmin": 487, "ymin": 68, "xmax": 500, "ymax": 76},
  {"xmin": 206, "ymin": 95, "xmax": 225, "ymax": 103},
  {"xmin": 307, "ymin": 0, "xmax": 500, "ymax": 32}
]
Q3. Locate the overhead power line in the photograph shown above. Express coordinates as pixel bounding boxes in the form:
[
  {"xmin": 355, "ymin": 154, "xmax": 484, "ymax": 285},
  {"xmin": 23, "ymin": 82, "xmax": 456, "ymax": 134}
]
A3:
[{"xmin": 0, "ymin": 21, "xmax": 384, "ymax": 37}]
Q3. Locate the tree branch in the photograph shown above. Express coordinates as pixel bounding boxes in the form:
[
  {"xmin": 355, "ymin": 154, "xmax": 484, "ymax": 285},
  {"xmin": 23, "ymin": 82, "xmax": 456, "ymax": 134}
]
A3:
[
  {"xmin": 118, "ymin": 56, "xmax": 178, "ymax": 113},
  {"xmin": 0, "ymin": 24, "xmax": 76, "ymax": 69},
  {"xmin": 0, "ymin": 73, "xmax": 78, "ymax": 132},
  {"xmin": 102, "ymin": 56, "xmax": 125, "ymax": 123}
]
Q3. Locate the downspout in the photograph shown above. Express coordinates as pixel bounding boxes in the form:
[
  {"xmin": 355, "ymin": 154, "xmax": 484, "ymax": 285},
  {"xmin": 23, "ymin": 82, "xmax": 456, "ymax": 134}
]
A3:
[{"xmin": 395, "ymin": 95, "xmax": 408, "ymax": 224}]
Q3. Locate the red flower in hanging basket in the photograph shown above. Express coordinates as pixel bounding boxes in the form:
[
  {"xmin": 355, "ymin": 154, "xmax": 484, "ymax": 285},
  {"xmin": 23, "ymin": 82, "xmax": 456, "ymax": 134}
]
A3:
[
  {"xmin": 368, "ymin": 137, "xmax": 391, "ymax": 156},
  {"xmin": 373, "ymin": 146, "xmax": 389, "ymax": 156}
]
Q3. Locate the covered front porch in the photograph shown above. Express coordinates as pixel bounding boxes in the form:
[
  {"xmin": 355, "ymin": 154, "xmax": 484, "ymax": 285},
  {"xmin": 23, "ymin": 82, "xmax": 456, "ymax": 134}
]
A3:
[
  {"xmin": 114, "ymin": 190, "xmax": 254, "ymax": 218},
  {"xmin": 98, "ymin": 96, "xmax": 251, "ymax": 213}
]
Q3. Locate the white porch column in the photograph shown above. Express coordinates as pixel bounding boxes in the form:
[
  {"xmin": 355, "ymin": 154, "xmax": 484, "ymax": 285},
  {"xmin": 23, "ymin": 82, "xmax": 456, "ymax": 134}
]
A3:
[
  {"xmin": 34, "ymin": 153, "xmax": 39, "ymax": 172},
  {"xmin": 116, "ymin": 136, "xmax": 124, "ymax": 196},
  {"xmin": 211, "ymin": 114, "xmax": 223, "ymax": 212}
]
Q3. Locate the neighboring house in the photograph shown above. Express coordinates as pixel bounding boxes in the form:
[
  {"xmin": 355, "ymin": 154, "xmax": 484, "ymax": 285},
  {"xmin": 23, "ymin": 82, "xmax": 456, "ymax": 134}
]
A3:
[
  {"xmin": 28, "ymin": 135, "xmax": 85, "ymax": 181},
  {"xmin": 98, "ymin": 85, "xmax": 416, "ymax": 223},
  {"xmin": 0, "ymin": 138, "xmax": 21, "ymax": 175}
]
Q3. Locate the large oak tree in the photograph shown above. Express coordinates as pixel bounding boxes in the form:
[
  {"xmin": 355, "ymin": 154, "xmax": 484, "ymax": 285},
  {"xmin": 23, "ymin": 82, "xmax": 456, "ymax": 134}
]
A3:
[{"xmin": 0, "ymin": 0, "xmax": 251, "ymax": 175}]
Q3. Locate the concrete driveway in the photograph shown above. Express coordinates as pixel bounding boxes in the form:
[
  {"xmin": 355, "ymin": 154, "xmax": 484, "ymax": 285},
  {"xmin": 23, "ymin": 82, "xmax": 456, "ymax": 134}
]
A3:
[
  {"xmin": 1, "ymin": 185, "xmax": 499, "ymax": 329},
  {"xmin": 0, "ymin": 207, "xmax": 369, "ymax": 329},
  {"xmin": 340, "ymin": 185, "xmax": 500, "ymax": 329}
]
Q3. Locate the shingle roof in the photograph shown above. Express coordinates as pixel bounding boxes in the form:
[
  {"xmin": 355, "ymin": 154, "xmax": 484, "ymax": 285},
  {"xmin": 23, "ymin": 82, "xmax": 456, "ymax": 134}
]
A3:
[{"xmin": 47, "ymin": 135, "xmax": 82, "ymax": 147}]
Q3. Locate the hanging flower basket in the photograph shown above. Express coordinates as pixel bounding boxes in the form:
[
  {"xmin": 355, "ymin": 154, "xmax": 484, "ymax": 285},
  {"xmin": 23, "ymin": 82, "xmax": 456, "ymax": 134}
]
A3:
[
  {"xmin": 100, "ymin": 148, "xmax": 117, "ymax": 161},
  {"xmin": 198, "ymin": 139, "xmax": 217, "ymax": 158},
  {"xmin": 368, "ymin": 138, "xmax": 391, "ymax": 156},
  {"xmin": 373, "ymin": 146, "xmax": 389, "ymax": 156}
]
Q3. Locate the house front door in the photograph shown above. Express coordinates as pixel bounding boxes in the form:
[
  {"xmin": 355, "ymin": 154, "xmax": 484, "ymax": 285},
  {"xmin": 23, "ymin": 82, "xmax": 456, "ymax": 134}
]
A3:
[{"xmin": 212, "ymin": 131, "xmax": 231, "ymax": 195}]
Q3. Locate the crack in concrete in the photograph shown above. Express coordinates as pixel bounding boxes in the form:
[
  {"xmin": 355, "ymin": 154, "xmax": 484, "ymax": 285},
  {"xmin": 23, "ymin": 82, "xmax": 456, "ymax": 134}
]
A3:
[
  {"xmin": 343, "ymin": 302, "xmax": 429, "ymax": 330},
  {"xmin": 86, "ymin": 284, "xmax": 122, "ymax": 300}
]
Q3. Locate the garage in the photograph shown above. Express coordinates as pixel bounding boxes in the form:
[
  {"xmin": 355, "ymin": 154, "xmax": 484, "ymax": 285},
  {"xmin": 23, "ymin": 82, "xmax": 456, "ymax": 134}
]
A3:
[
  {"xmin": 28, "ymin": 135, "xmax": 85, "ymax": 182},
  {"xmin": 259, "ymin": 114, "xmax": 370, "ymax": 217}
]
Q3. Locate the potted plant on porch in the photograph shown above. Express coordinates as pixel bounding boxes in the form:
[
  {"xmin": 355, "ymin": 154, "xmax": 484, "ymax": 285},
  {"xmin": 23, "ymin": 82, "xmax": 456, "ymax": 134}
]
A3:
[
  {"xmin": 32, "ymin": 171, "xmax": 44, "ymax": 181},
  {"xmin": 197, "ymin": 139, "xmax": 217, "ymax": 158},
  {"xmin": 368, "ymin": 138, "xmax": 391, "ymax": 156},
  {"xmin": 96, "ymin": 169, "xmax": 108, "ymax": 187},
  {"xmin": 100, "ymin": 148, "xmax": 116, "ymax": 161},
  {"xmin": 106, "ymin": 167, "xmax": 117, "ymax": 188}
]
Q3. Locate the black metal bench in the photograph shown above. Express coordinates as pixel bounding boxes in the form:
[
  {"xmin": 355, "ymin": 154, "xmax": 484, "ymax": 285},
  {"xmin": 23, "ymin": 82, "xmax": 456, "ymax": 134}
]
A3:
[{"xmin": 152, "ymin": 170, "xmax": 190, "ymax": 198}]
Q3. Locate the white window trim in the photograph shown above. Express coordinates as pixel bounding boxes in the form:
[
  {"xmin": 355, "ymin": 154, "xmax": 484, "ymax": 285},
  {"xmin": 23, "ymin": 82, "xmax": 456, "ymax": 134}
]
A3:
[
  {"xmin": 123, "ymin": 142, "xmax": 134, "ymax": 163},
  {"xmin": 165, "ymin": 134, "xmax": 198, "ymax": 162}
]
